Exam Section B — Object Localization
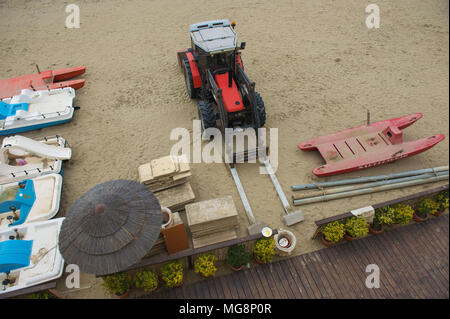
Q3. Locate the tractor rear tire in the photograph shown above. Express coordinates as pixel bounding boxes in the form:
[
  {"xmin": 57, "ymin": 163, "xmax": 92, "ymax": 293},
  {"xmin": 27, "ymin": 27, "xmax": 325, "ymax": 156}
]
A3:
[
  {"xmin": 255, "ymin": 92, "xmax": 266, "ymax": 127},
  {"xmin": 183, "ymin": 57, "xmax": 199, "ymax": 98},
  {"xmin": 198, "ymin": 101, "xmax": 217, "ymax": 132}
]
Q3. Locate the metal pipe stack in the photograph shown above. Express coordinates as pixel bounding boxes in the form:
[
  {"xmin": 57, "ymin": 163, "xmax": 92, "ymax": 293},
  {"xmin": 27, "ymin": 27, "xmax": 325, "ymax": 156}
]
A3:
[{"xmin": 291, "ymin": 166, "xmax": 449, "ymax": 206}]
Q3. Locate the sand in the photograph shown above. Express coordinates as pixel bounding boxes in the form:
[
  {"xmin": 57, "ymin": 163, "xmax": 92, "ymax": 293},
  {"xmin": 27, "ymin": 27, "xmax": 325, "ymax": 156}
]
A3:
[{"xmin": 1, "ymin": 0, "xmax": 448, "ymax": 298}]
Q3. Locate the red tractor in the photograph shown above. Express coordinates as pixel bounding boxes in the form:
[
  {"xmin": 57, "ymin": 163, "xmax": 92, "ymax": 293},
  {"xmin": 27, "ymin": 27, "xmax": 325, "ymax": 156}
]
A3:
[{"xmin": 177, "ymin": 19, "xmax": 266, "ymax": 133}]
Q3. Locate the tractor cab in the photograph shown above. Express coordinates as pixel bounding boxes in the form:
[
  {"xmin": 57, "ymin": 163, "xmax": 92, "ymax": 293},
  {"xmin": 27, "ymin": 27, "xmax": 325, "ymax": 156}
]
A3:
[{"xmin": 189, "ymin": 20, "xmax": 237, "ymax": 54}]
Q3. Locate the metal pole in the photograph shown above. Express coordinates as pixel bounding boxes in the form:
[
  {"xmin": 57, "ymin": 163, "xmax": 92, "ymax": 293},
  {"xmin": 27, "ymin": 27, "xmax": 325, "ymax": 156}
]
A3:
[
  {"xmin": 292, "ymin": 171, "xmax": 449, "ymax": 200},
  {"xmin": 291, "ymin": 166, "xmax": 449, "ymax": 191},
  {"xmin": 293, "ymin": 174, "xmax": 449, "ymax": 206},
  {"xmin": 263, "ymin": 160, "xmax": 293, "ymax": 215},
  {"xmin": 229, "ymin": 165, "xmax": 256, "ymax": 224}
]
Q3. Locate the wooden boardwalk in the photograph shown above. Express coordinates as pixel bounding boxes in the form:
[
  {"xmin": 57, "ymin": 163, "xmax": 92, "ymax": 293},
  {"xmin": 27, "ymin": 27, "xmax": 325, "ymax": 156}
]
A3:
[{"xmin": 141, "ymin": 214, "xmax": 449, "ymax": 299}]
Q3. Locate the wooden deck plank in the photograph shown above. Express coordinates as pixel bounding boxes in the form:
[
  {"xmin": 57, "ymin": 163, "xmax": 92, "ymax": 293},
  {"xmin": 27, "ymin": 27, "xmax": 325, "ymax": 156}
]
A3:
[
  {"xmin": 331, "ymin": 241, "xmax": 374, "ymax": 298},
  {"xmin": 321, "ymin": 243, "xmax": 365, "ymax": 299},
  {"xmin": 390, "ymin": 224, "xmax": 448, "ymax": 297},
  {"xmin": 310, "ymin": 250, "xmax": 345, "ymax": 298},
  {"xmin": 261, "ymin": 264, "xmax": 286, "ymax": 299},
  {"xmin": 297, "ymin": 254, "xmax": 332, "ymax": 298},
  {"xmin": 278, "ymin": 258, "xmax": 306, "ymax": 298},
  {"xmin": 378, "ymin": 228, "xmax": 430, "ymax": 298},
  {"xmin": 290, "ymin": 255, "xmax": 324, "ymax": 298},
  {"xmin": 315, "ymin": 247, "xmax": 360, "ymax": 298},
  {"xmin": 247, "ymin": 267, "xmax": 269, "ymax": 298},
  {"xmin": 251, "ymin": 267, "xmax": 273, "ymax": 298},
  {"xmin": 272, "ymin": 261, "xmax": 296, "ymax": 298},
  {"xmin": 350, "ymin": 235, "xmax": 399, "ymax": 298},
  {"xmin": 242, "ymin": 268, "xmax": 260, "ymax": 298},
  {"xmin": 237, "ymin": 270, "xmax": 254, "ymax": 299},
  {"xmin": 269, "ymin": 261, "xmax": 294, "ymax": 298},
  {"xmin": 218, "ymin": 275, "xmax": 233, "ymax": 299},
  {"xmin": 357, "ymin": 234, "xmax": 406, "ymax": 298}
]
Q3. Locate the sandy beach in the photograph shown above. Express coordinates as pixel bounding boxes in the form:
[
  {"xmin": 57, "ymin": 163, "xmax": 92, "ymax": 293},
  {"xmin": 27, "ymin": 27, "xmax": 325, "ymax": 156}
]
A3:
[{"xmin": 1, "ymin": 0, "xmax": 448, "ymax": 298}]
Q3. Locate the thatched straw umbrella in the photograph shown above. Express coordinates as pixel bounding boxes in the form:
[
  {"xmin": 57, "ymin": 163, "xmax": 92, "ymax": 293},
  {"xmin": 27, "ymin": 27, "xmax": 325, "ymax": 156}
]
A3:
[{"xmin": 59, "ymin": 180, "xmax": 162, "ymax": 275}]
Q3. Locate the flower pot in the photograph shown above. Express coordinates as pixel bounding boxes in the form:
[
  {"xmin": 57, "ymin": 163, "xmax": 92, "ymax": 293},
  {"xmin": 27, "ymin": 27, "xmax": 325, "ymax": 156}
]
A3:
[
  {"xmin": 321, "ymin": 234, "xmax": 335, "ymax": 247},
  {"xmin": 254, "ymin": 255, "xmax": 266, "ymax": 265},
  {"xmin": 343, "ymin": 233, "xmax": 356, "ymax": 241},
  {"xmin": 413, "ymin": 211, "xmax": 429, "ymax": 222},
  {"xmin": 369, "ymin": 224, "xmax": 384, "ymax": 235},
  {"xmin": 231, "ymin": 265, "xmax": 244, "ymax": 272},
  {"xmin": 390, "ymin": 223, "xmax": 400, "ymax": 228},
  {"xmin": 115, "ymin": 290, "xmax": 130, "ymax": 299},
  {"xmin": 175, "ymin": 279, "xmax": 184, "ymax": 288}
]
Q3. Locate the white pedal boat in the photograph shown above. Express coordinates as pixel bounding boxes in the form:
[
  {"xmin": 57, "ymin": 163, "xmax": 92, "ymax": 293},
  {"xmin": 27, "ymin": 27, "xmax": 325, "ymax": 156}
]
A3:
[
  {"xmin": 0, "ymin": 87, "xmax": 75, "ymax": 135},
  {"xmin": 0, "ymin": 135, "xmax": 71, "ymax": 184},
  {"xmin": 0, "ymin": 218, "xmax": 65, "ymax": 295},
  {"xmin": 0, "ymin": 174, "xmax": 63, "ymax": 230}
]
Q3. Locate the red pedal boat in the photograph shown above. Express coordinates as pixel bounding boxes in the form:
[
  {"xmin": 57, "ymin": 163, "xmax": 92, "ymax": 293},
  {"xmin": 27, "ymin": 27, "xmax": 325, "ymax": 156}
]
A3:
[
  {"xmin": 298, "ymin": 113, "xmax": 445, "ymax": 177},
  {"xmin": 0, "ymin": 66, "xmax": 86, "ymax": 99}
]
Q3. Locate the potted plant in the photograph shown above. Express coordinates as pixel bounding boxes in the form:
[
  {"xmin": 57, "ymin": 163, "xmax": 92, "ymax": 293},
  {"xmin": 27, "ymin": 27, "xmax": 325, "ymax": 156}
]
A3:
[
  {"xmin": 344, "ymin": 216, "xmax": 369, "ymax": 241},
  {"xmin": 253, "ymin": 237, "xmax": 275, "ymax": 264},
  {"xmin": 414, "ymin": 198, "xmax": 439, "ymax": 222},
  {"xmin": 321, "ymin": 221, "xmax": 345, "ymax": 246},
  {"xmin": 370, "ymin": 206, "xmax": 394, "ymax": 235},
  {"xmin": 226, "ymin": 244, "xmax": 251, "ymax": 271},
  {"xmin": 135, "ymin": 270, "xmax": 158, "ymax": 292},
  {"xmin": 392, "ymin": 203, "xmax": 414, "ymax": 226},
  {"xmin": 194, "ymin": 254, "xmax": 218, "ymax": 278},
  {"xmin": 433, "ymin": 190, "xmax": 449, "ymax": 216},
  {"xmin": 161, "ymin": 260, "xmax": 184, "ymax": 288},
  {"xmin": 102, "ymin": 272, "xmax": 133, "ymax": 299}
]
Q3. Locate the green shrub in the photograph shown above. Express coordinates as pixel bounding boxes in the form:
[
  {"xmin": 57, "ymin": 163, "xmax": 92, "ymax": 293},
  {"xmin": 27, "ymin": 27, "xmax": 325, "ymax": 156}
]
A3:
[
  {"xmin": 226, "ymin": 244, "xmax": 251, "ymax": 268},
  {"xmin": 322, "ymin": 221, "xmax": 345, "ymax": 243},
  {"xmin": 194, "ymin": 254, "xmax": 218, "ymax": 277},
  {"xmin": 102, "ymin": 272, "xmax": 133, "ymax": 295},
  {"xmin": 392, "ymin": 203, "xmax": 414, "ymax": 225},
  {"xmin": 345, "ymin": 216, "xmax": 369, "ymax": 238},
  {"xmin": 415, "ymin": 198, "xmax": 440, "ymax": 217},
  {"xmin": 253, "ymin": 237, "xmax": 276, "ymax": 263},
  {"xmin": 135, "ymin": 270, "xmax": 158, "ymax": 291},
  {"xmin": 372, "ymin": 206, "xmax": 395, "ymax": 229},
  {"xmin": 161, "ymin": 260, "xmax": 184, "ymax": 288}
]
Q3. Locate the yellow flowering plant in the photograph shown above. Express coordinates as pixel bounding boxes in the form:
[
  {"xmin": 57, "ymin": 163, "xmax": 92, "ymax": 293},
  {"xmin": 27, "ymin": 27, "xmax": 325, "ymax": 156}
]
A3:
[
  {"xmin": 392, "ymin": 203, "xmax": 414, "ymax": 225},
  {"xmin": 322, "ymin": 221, "xmax": 345, "ymax": 243},
  {"xmin": 415, "ymin": 198, "xmax": 440, "ymax": 218},
  {"xmin": 194, "ymin": 254, "xmax": 218, "ymax": 277},
  {"xmin": 161, "ymin": 260, "xmax": 184, "ymax": 288},
  {"xmin": 135, "ymin": 270, "xmax": 158, "ymax": 291},
  {"xmin": 345, "ymin": 216, "xmax": 369, "ymax": 238},
  {"xmin": 253, "ymin": 237, "xmax": 276, "ymax": 263}
]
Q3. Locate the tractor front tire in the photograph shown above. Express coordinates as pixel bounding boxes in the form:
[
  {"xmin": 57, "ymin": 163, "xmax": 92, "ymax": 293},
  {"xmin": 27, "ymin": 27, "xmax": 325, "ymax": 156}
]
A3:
[
  {"xmin": 198, "ymin": 101, "xmax": 217, "ymax": 132},
  {"xmin": 255, "ymin": 92, "xmax": 266, "ymax": 127},
  {"xmin": 183, "ymin": 57, "xmax": 198, "ymax": 99}
]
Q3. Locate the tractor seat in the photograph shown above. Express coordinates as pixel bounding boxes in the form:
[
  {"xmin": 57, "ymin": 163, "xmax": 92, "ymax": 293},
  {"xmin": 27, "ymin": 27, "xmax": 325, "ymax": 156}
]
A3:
[{"xmin": 214, "ymin": 72, "xmax": 244, "ymax": 113}]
